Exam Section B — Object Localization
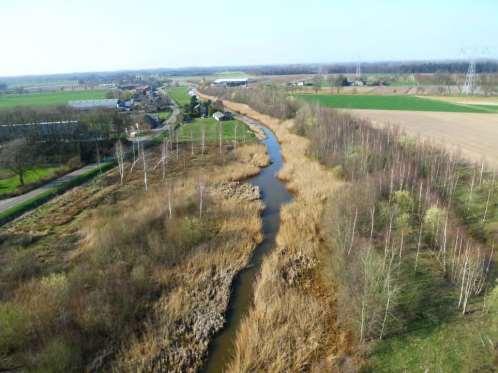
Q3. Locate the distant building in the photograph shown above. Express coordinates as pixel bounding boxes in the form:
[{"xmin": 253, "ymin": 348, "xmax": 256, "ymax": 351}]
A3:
[
  {"xmin": 117, "ymin": 99, "xmax": 134, "ymax": 111},
  {"xmin": 213, "ymin": 111, "xmax": 233, "ymax": 121},
  {"xmin": 68, "ymin": 99, "xmax": 119, "ymax": 110},
  {"xmin": 352, "ymin": 80, "xmax": 365, "ymax": 87},
  {"xmin": 288, "ymin": 80, "xmax": 305, "ymax": 87},
  {"xmin": 212, "ymin": 78, "xmax": 248, "ymax": 87},
  {"xmin": 0, "ymin": 121, "xmax": 80, "ymax": 141}
]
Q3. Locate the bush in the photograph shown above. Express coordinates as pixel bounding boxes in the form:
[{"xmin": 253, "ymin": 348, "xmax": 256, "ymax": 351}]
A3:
[
  {"xmin": 66, "ymin": 156, "xmax": 82, "ymax": 170},
  {"xmin": 15, "ymin": 273, "xmax": 70, "ymax": 333},
  {"xmin": 423, "ymin": 206, "xmax": 446, "ymax": 240},
  {"xmin": 35, "ymin": 338, "xmax": 81, "ymax": 372},
  {"xmin": 0, "ymin": 302, "xmax": 30, "ymax": 354},
  {"xmin": 4, "ymin": 248, "xmax": 41, "ymax": 282}
]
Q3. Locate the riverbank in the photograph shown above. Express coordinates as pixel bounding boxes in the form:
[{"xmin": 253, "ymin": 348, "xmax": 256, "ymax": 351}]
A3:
[
  {"xmin": 0, "ymin": 140, "xmax": 270, "ymax": 371},
  {"xmin": 199, "ymin": 93, "xmax": 347, "ymax": 370}
]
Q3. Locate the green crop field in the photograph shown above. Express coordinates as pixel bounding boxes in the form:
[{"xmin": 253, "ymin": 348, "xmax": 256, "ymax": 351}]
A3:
[
  {"xmin": 168, "ymin": 86, "xmax": 191, "ymax": 106},
  {"xmin": 0, "ymin": 90, "xmax": 108, "ymax": 109},
  {"xmin": 297, "ymin": 94, "xmax": 498, "ymax": 113},
  {"xmin": 177, "ymin": 117, "xmax": 256, "ymax": 143},
  {"xmin": 0, "ymin": 166, "xmax": 63, "ymax": 196}
]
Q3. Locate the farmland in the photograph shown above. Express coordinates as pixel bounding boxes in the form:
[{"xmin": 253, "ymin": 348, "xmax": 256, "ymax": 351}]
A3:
[
  {"xmin": 297, "ymin": 93, "xmax": 498, "ymax": 113},
  {"xmin": 167, "ymin": 86, "xmax": 191, "ymax": 106},
  {"xmin": 0, "ymin": 90, "xmax": 108, "ymax": 109},
  {"xmin": 349, "ymin": 109, "xmax": 498, "ymax": 168},
  {"xmin": 0, "ymin": 90, "xmax": 106, "ymax": 109}
]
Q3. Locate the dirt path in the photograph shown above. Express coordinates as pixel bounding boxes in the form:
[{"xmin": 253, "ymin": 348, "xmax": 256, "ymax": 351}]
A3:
[{"xmin": 347, "ymin": 109, "xmax": 498, "ymax": 169}]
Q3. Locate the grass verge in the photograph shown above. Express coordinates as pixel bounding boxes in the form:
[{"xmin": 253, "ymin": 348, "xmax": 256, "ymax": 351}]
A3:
[{"xmin": 0, "ymin": 162, "xmax": 113, "ymax": 226}]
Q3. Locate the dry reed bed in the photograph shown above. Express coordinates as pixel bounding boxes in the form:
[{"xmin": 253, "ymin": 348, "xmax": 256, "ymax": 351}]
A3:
[
  {"xmin": 114, "ymin": 144, "xmax": 269, "ymax": 371},
  {"xmin": 0, "ymin": 141, "xmax": 269, "ymax": 371},
  {"xmin": 200, "ymin": 94, "xmax": 347, "ymax": 371}
]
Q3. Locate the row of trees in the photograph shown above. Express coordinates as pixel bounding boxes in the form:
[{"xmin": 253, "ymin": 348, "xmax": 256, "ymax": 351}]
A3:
[
  {"xmin": 295, "ymin": 104, "xmax": 496, "ymax": 341},
  {"xmin": 0, "ymin": 107, "xmax": 132, "ymax": 187},
  {"xmin": 203, "ymin": 84, "xmax": 299, "ymax": 120},
  {"xmin": 206, "ymin": 85, "xmax": 497, "ymax": 344}
]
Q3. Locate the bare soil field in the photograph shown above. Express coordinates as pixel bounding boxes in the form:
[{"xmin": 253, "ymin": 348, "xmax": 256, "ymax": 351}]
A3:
[
  {"xmin": 347, "ymin": 109, "xmax": 498, "ymax": 168},
  {"xmin": 427, "ymin": 95, "xmax": 498, "ymax": 106}
]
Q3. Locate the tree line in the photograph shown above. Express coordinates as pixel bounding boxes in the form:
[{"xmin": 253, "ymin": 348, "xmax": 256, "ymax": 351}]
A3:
[{"xmin": 200, "ymin": 85, "xmax": 497, "ymax": 348}]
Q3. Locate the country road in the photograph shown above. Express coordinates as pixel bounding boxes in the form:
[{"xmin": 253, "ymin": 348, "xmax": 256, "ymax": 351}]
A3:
[
  {"xmin": 0, "ymin": 100, "xmax": 180, "ymax": 218},
  {"xmin": 0, "ymin": 164, "xmax": 99, "ymax": 214}
]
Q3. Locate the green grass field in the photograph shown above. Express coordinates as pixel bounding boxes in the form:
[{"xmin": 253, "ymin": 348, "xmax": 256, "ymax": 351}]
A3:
[
  {"xmin": 167, "ymin": 86, "xmax": 191, "ymax": 106},
  {"xmin": 0, "ymin": 167, "xmax": 63, "ymax": 196},
  {"xmin": 0, "ymin": 90, "xmax": 108, "ymax": 109},
  {"xmin": 156, "ymin": 111, "xmax": 172, "ymax": 121},
  {"xmin": 177, "ymin": 117, "xmax": 256, "ymax": 143},
  {"xmin": 371, "ymin": 285, "xmax": 498, "ymax": 372},
  {"xmin": 297, "ymin": 94, "xmax": 498, "ymax": 113}
]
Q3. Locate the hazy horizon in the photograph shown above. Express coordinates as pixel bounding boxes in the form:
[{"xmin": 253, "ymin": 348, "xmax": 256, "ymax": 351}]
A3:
[{"xmin": 1, "ymin": 0, "xmax": 497, "ymax": 77}]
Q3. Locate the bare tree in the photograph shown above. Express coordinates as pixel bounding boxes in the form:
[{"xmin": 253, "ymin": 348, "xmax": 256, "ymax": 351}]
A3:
[
  {"xmin": 0, "ymin": 138, "xmax": 35, "ymax": 186},
  {"xmin": 199, "ymin": 180, "xmax": 206, "ymax": 218},
  {"xmin": 115, "ymin": 140, "xmax": 125, "ymax": 184},
  {"xmin": 141, "ymin": 141, "xmax": 148, "ymax": 192},
  {"xmin": 201, "ymin": 126, "xmax": 206, "ymax": 155}
]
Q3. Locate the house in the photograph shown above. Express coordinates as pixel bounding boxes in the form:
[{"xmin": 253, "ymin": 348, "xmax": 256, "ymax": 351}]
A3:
[
  {"xmin": 213, "ymin": 111, "xmax": 233, "ymax": 121},
  {"xmin": 288, "ymin": 80, "xmax": 305, "ymax": 87},
  {"xmin": 117, "ymin": 99, "xmax": 134, "ymax": 111}
]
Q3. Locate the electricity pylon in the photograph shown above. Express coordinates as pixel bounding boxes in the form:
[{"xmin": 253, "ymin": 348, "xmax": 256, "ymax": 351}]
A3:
[
  {"xmin": 355, "ymin": 62, "xmax": 361, "ymax": 78},
  {"xmin": 463, "ymin": 59, "xmax": 476, "ymax": 95}
]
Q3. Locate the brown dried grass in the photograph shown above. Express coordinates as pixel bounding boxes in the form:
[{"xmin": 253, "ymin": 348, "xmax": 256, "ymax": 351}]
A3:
[{"xmin": 199, "ymin": 94, "xmax": 347, "ymax": 371}]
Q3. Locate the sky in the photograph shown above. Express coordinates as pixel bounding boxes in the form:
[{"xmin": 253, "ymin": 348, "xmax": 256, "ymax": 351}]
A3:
[{"xmin": 1, "ymin": 0, "xmax": 497, "ymax": 77}]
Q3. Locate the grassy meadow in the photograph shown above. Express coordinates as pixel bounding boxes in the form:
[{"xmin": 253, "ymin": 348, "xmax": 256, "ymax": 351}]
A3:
[
  {"xmin": 0, "ymin": 167, "xmax": 64, "ymax": 196},
  {"xmin": 178, "ymin": 118, "xmax": 256, "ymax": 143},
  {"xmin": 297, "ymin": 93, "xmax": 498, "ymax": 113},
  {"xmin": 156, "ymin": 110, "xmax": 172, "ymax": 121},
  {"xmin": 167, "ymin": 86, "xmax": 191, "ymax": 106},
  {"xmin": 0, "ymin": 90, "xmax": 108, "ymax": 109}
]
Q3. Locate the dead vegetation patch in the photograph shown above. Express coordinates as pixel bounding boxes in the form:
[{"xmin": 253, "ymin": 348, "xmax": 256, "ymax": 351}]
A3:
[
  {"xmin": 199, "ymin": 94, "xmax": 348, "ymax": 371},
  {"xmin": 0, "ymin": 138, "xmax": 268, "ymax": 371}
]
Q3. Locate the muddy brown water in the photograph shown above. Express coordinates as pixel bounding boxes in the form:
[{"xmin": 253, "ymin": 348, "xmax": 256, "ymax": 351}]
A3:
[{"xmin": 202, "ymin": 116, "xmax": 292, "ymax": 372}]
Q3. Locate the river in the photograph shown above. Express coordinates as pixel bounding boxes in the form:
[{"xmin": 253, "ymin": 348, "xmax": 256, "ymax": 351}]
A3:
[{"xmin": 202, "ymin": 115, "xmax": 293, "ymax": 372}]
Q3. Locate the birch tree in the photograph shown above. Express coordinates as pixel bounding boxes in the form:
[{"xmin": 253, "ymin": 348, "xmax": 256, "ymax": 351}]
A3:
[{"xmin": 115, "ymin": 140, "xmax": 125, "ymax": 184}]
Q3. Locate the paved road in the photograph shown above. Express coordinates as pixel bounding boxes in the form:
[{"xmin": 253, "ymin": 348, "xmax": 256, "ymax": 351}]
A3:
[
  {"xmin": 129, "ymin": 102, "xmax": 180, "ymax": 143},
  {"xmin": 0, "ymin": 164, "xmax": 99, "ymax": 214}
]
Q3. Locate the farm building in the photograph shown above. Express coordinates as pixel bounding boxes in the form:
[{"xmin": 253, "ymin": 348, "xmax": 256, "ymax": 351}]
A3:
[
  {"xmin": 0, "ymin": 121, "xmax": 81, "ymax": 141},
  {"xmin": 68, "ymin": 99, "xmax": 119, "ymax": 110},
  {"xmin": 213, "ymin": 111, "xmax": 234, "ymax": 121},
  {"xmin": 212, "ymin": 78, "xmax": 248, "ymax": 87}
]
